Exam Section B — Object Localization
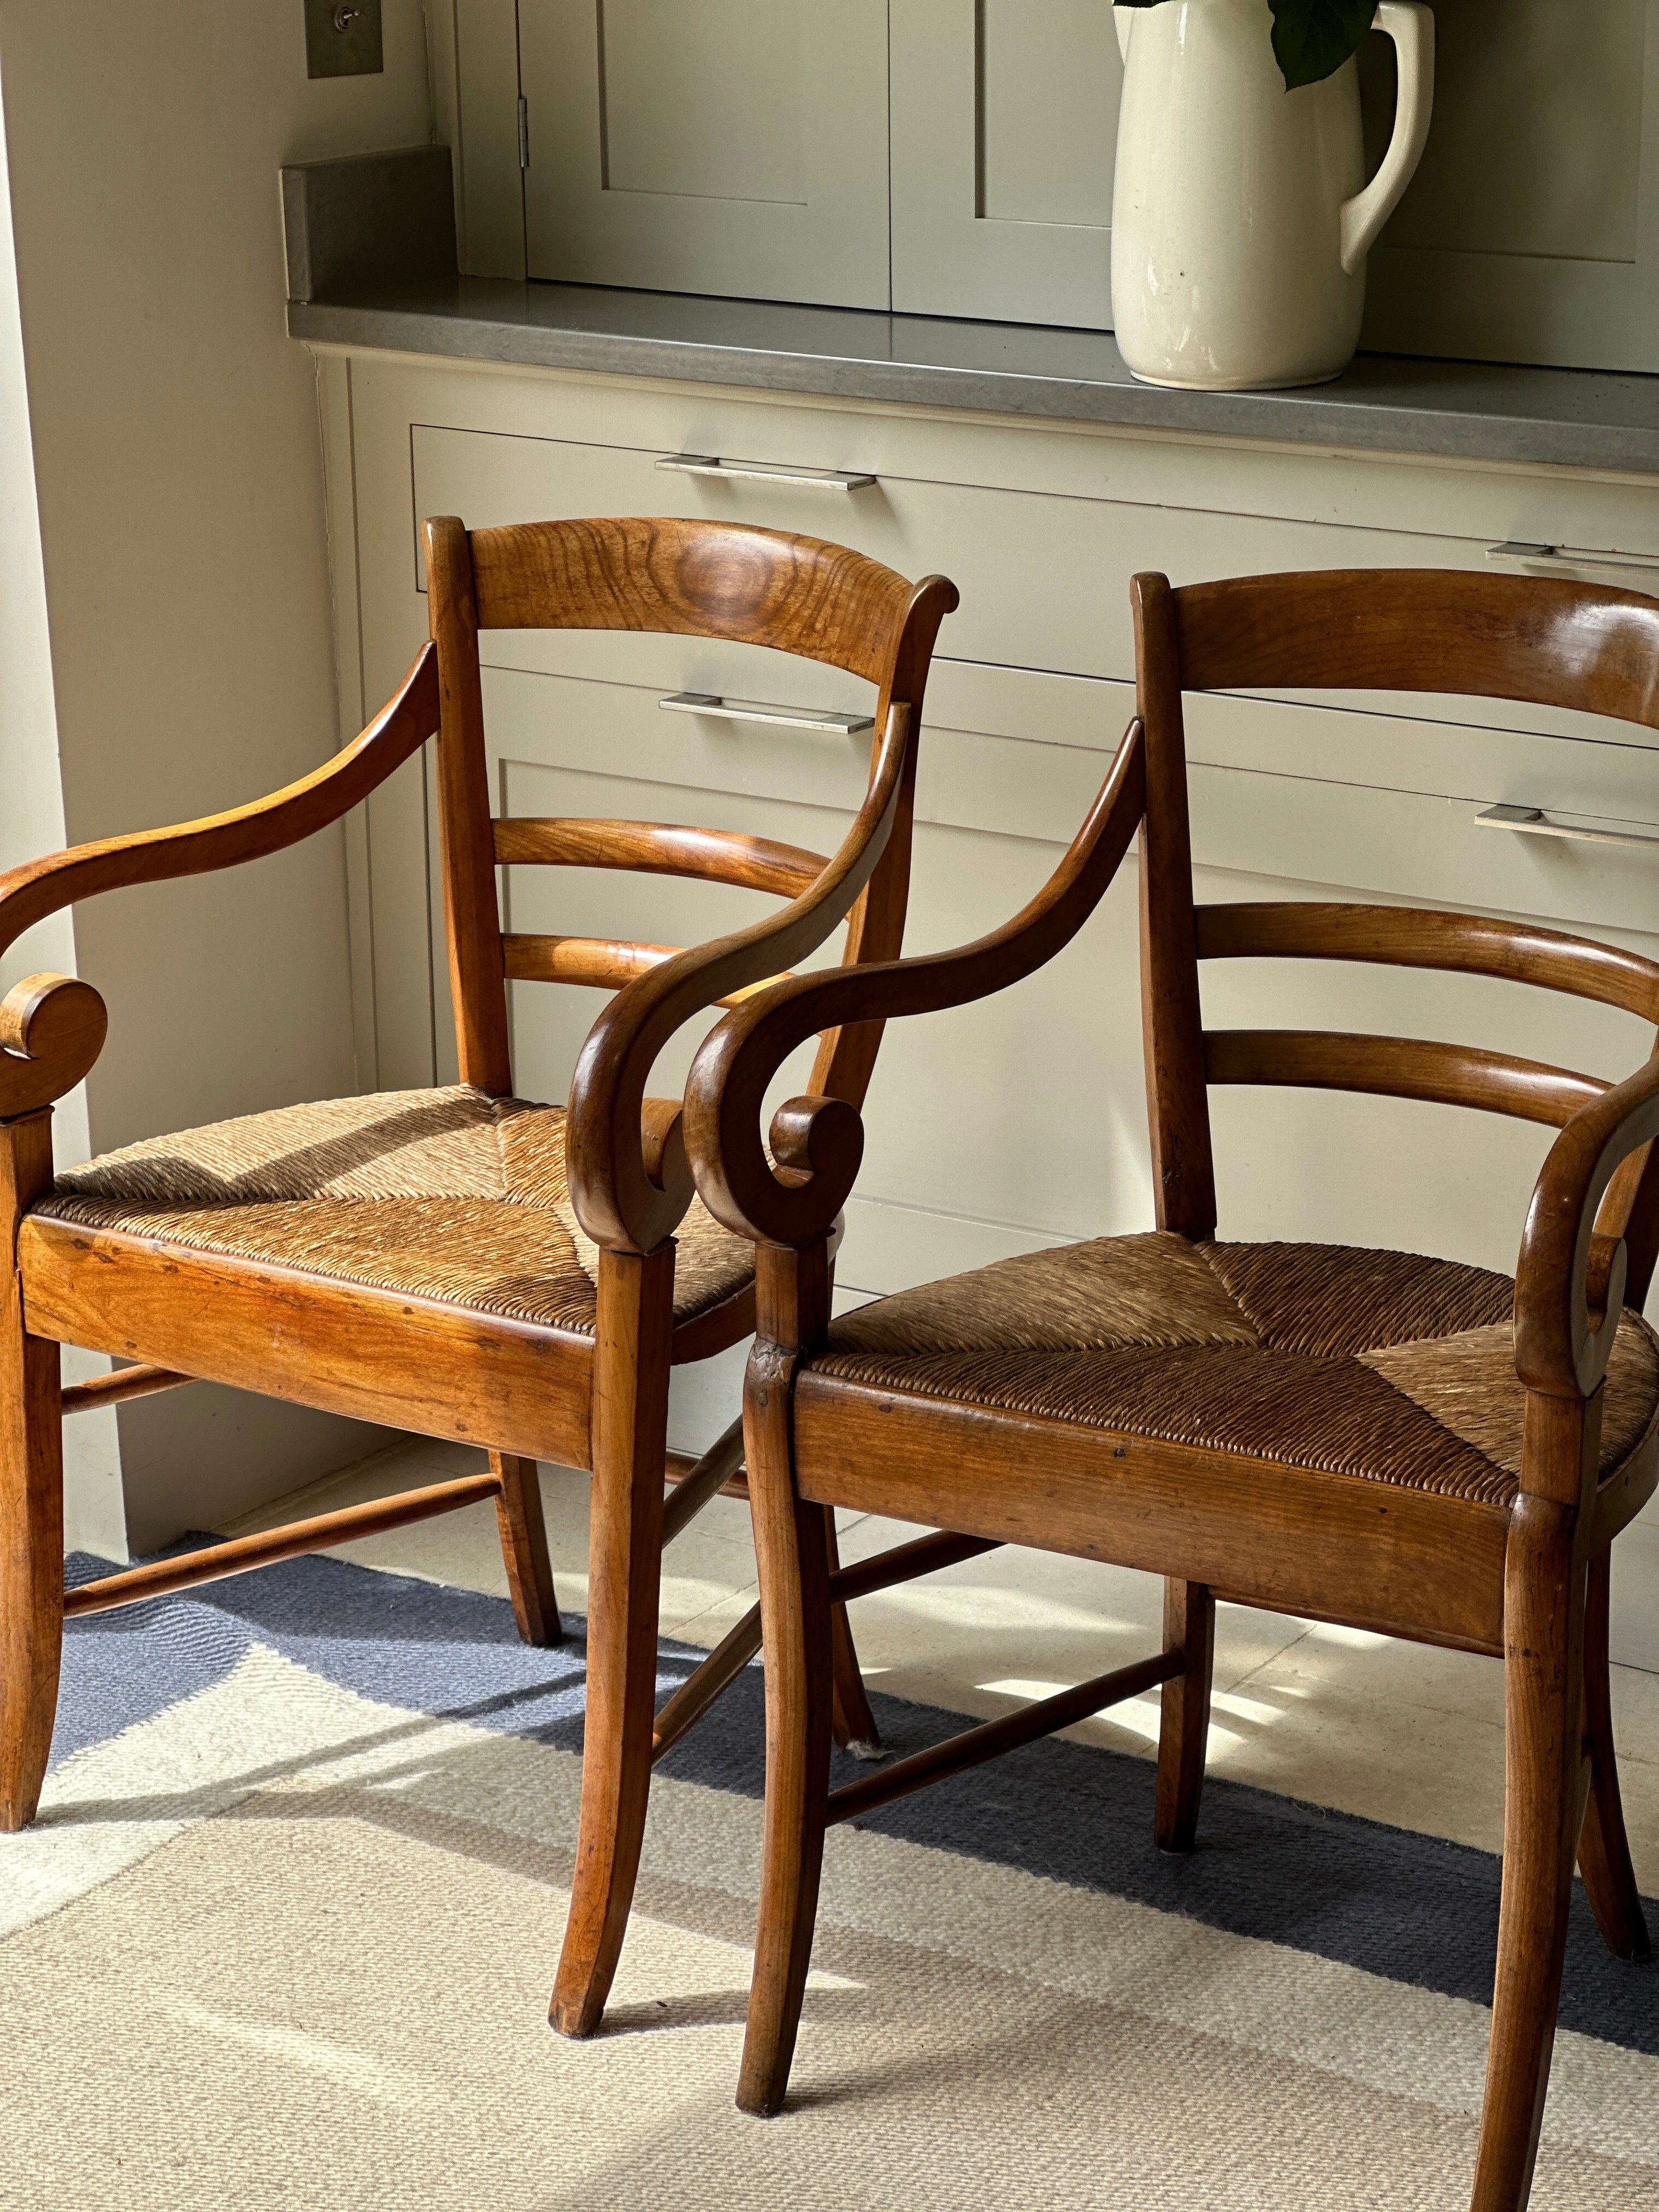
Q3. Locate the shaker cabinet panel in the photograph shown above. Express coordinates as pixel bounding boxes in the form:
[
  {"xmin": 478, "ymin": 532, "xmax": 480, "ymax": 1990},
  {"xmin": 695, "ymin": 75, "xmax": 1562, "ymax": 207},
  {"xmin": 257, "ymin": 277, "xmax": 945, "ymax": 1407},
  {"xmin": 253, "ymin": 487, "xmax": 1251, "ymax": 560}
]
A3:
[
  {"xmin": 517, "ymin": 0, "xmax": 890, "ymax": 309},
  {"xmin": 1364, "ymin": 0, "xmax": 1659, "ymax": 371},
  {"xmin": 890, "ymin": 0, "xmax": 1121, "ymax": 329}
]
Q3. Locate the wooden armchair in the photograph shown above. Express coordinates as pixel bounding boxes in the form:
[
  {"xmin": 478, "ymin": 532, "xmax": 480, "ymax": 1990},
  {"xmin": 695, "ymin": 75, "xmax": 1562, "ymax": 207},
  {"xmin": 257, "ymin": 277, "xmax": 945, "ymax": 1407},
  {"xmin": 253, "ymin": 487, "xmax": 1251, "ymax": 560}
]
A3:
[
  {"xmin": 684, "ymin": 568, "xmax": 1659, "ymax": 2212},
  {"xmin": 0, "ymin": 515, "xmax": 956, "ymax": 2041}
]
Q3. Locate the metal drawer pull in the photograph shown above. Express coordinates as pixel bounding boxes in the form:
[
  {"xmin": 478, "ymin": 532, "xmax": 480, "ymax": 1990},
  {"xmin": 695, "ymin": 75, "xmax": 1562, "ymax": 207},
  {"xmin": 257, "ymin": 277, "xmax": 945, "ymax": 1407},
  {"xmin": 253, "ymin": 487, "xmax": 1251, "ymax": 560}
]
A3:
[
  {"xmin": 657, "ymin": 453, "xmax": 876, "ymax": 492},
  {"xmin": 1476, "ymin": 802, "xmax": 1659, "ymax": 851},
  {"xmin": 1486, "ymin": 540, "xmax": 1659, "ymax": 579},
  {"xmin": 660, "ymin": 690, "xmax": 874, "ymax": 737}
]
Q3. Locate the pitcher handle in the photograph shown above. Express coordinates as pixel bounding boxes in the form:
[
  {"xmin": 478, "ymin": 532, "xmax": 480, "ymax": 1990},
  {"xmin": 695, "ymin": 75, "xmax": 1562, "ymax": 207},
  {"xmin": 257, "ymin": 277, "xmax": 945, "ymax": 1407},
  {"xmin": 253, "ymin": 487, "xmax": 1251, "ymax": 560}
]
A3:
[{"xmin": 1339, "ymin": 2, "xmax": 1435, "ymax": 275}]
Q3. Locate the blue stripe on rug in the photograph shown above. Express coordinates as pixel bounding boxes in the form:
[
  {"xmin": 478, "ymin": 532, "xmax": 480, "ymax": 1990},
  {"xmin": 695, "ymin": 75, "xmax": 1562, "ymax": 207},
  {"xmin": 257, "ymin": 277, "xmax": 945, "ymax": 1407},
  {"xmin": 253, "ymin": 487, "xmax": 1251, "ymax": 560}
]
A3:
[{"xmin": 60, "ymin": 1545, "xmax": 1658, "ymax": 2054}]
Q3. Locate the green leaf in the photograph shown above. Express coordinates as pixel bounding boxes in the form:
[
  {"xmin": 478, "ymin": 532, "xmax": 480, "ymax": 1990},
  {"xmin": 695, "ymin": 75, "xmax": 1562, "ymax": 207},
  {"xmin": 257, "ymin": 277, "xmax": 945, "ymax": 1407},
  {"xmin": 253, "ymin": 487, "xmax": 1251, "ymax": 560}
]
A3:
[{"xmin": 1268, "ymin": 0, "xmax": 1378, "ymax": 89}]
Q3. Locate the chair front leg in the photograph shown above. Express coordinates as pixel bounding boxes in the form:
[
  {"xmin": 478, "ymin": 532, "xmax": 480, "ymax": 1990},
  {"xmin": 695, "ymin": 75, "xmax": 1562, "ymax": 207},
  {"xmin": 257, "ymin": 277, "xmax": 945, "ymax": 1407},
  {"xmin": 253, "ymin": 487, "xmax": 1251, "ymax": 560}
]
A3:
[
  {"xmin": 550, "ymin": 1243, "xmax": 675, "ymax": 2038},
  {"xmin": 739, "ymin": 1245, "xmax": 836, "ymax": 2118},
  {"xmin": 0, "ymin": 1111, "xmax": 63, "ymax": 1833},
  {"xmin": 1576, "ymin": 1547, "xmax": 1652, "ymax": 1962},
  {"xmin": 1472, "ymin": 1480, "xmax": 1593, "ymax": 2212}
]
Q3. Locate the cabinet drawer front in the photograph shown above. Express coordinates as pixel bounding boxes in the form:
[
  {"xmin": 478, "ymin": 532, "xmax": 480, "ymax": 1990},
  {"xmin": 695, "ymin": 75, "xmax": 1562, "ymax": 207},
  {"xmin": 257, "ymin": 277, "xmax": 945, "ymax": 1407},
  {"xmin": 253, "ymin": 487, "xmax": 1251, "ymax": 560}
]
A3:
[{"xmin": 411, "ymin": 424, "xmax": 1513, "ymax": 687}]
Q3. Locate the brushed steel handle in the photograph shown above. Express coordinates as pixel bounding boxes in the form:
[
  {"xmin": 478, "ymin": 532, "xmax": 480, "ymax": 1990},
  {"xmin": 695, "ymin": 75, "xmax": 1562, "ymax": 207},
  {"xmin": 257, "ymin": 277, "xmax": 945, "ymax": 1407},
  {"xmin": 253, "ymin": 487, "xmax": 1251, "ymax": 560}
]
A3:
[
  {"xmin": 660, "ymin": 691, "xmax": 874, "ymax": 737},
  {"xmin": 1486, "ymin": 540, "xmax": 1659, "ymax": 579},
  {"xmin": 1476, "ymin": 802, "xmax": 1659, "ymax": 851},
  {"xmin": 657, "ymin": 453, "xmax": 876, "ymax": 492}
]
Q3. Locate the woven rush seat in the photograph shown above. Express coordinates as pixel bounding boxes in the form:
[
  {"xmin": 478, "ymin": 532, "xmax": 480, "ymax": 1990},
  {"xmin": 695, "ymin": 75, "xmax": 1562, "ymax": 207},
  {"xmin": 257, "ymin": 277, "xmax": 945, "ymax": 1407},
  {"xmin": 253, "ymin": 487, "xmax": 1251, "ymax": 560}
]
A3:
[
  {"xmin": 813, "ymin": 1232, "xmax": 1659, "ymax": 1507},
  {"xmin": 34, "ymin": 1084, "xmax": 755, "ymax": 1335}
]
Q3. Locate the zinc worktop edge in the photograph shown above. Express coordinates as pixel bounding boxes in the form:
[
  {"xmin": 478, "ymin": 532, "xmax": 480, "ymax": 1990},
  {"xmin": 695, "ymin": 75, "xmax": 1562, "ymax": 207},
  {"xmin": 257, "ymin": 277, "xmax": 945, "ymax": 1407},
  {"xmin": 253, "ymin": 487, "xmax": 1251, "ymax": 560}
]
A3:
[{"xmin": 289, "ymin": 276, "xmax": 1659, "ymax": 479}]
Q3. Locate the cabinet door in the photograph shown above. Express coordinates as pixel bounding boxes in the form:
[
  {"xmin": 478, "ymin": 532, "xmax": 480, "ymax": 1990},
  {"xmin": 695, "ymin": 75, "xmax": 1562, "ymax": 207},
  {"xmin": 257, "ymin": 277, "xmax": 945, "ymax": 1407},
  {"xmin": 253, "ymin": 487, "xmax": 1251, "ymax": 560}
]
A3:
[
  {"xmin": 517, "ymin": 0, "xmax": 890, "ymax": 309},
  {"xmin": 1363, "ymin": 0, "xmax": 1659, "ymax": 372},
  {"xmin": 890, "ymin": 0, "xmax": 1122, "ymax": 329}
]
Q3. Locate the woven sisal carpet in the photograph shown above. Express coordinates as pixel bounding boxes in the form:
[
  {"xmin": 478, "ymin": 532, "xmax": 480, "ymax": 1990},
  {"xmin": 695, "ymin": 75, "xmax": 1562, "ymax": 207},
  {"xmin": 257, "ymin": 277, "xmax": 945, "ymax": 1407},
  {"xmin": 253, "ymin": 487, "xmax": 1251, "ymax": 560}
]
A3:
[{"xmin": 0, "ymin": 1550, "xmax": 1654, "ymax": 2211}]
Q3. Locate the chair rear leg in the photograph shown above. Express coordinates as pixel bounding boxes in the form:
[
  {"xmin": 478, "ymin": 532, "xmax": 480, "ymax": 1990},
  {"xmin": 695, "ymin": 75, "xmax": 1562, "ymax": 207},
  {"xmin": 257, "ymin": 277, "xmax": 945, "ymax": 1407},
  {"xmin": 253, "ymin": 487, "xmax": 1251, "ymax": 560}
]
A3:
[
  {"xmin": 491, "ymin": 1451, "xmax": 562, "ymax": 1648},
  {"xmin": 0, "ymin": 1113, "xmax": 63, "ymax": 1833},
  {"xmin": 1154, "ymin": 1578, "xmax": 1214, "ymax": 1854},
  {"xmin": 738, "ymin": 1346, "xmax": 834, "ymax": 2118},
  {"xmin": 1471, "ymin": 1496, "xmax": 1589, "ymax": 2212},
  {"xmin": 822, "ymin": 1507, "xmax": 881, "ymax": 1757},
  {"xmin": 1577, "ymin": 1548, "xmax": 1651, "ymax": 1962},
  {"xmin": 550, "ymin": 1246, "xmax": 675, "ymax": 2039}
]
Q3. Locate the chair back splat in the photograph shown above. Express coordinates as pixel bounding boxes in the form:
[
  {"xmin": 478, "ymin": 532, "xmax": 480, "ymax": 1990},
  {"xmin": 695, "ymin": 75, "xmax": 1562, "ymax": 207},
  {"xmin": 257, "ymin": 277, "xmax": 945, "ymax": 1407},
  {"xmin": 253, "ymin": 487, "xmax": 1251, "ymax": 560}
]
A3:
[{"xmin": 1132, "ymin": 567, "xmax": 1659, "ymax": 1304}]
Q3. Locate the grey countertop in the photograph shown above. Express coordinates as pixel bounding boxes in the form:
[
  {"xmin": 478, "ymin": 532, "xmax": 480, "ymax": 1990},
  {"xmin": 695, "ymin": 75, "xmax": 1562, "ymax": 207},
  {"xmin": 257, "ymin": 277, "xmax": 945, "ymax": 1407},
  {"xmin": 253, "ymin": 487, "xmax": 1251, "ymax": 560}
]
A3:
[{"xmin": 288, "ymin": 274, "xmax": 1659, "ymax": 477}]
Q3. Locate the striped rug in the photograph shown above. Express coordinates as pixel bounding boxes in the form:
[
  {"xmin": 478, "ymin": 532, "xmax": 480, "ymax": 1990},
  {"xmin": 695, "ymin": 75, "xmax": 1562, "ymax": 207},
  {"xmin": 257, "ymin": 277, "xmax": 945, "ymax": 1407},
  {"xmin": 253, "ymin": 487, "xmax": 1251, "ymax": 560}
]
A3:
[{"xmin": 0, "ymin": 1549, "xmax": 1653, "ymax": 2211}]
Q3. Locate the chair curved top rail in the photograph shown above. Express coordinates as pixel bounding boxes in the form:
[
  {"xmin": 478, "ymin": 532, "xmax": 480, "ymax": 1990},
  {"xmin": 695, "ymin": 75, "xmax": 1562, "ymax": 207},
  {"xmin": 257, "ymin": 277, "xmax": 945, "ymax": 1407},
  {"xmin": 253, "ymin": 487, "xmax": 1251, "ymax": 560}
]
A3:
[
  {"xmin": 494, "ymin": 818, "xmax": 827, "ymax": 900},
  {"xmin": 463, "ymin": 516, "xmax": 933, "ymax": 689},
  {"xmin": 1194, "ymin": 902, "xmax": 1659, "ymax": 1025},
  {"xmin": 1203, "ymin": 1029, "xmax": 1606, "ymax": 1130},
  {"xmin": 1163, "ymin": 568, "xmax": 1659, "ymax": 732}
]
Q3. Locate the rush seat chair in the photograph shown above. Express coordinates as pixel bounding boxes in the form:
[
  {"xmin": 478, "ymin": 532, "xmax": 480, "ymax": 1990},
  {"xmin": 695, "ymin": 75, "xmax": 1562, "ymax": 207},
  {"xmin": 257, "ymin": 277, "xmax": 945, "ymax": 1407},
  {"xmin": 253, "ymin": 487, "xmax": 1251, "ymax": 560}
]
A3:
[
  {"xmin": 684, "ymin": 568, "xmax": 1657, "ymax": 2212},
  {"xmin": 0, "ymin": 514, "xmax": 956, "ymax": 2041}
]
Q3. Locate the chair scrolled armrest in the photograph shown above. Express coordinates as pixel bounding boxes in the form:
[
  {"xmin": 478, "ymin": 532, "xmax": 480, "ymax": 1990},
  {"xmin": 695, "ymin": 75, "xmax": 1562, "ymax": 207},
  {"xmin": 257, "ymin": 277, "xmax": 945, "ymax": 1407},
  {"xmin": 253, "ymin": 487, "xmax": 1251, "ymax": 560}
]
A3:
[
  {"xmin": 1515, "ymin": 1052, "xmax": 1659, "ymax": 1404},
  {"xmin": 0, "ymin": 647, "xmax": 439, "ymax": 1111},
  {"xmin": 0, "ymin": 973, "xmax": 109, "ymax": 1120},
  {"xmin": 564, "ymin": 703, "xmax": 919, "ymax": 1258},
  {"xmin": 685, "ymin": 724, "xmax": 1147, "ymax": 1248}
]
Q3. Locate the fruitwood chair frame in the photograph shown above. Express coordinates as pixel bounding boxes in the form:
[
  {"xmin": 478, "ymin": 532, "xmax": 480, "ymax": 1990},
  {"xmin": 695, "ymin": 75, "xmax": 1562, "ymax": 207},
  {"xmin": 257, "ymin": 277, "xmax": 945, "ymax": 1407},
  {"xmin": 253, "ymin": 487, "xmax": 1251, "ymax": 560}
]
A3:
[
  {"xmin": 0, "ymin": 514, "xmax": 955, "ymax": 2041},
  {"xmin": 684, "ymin": 568, "xmax": 1658, "ymax": 2212}
]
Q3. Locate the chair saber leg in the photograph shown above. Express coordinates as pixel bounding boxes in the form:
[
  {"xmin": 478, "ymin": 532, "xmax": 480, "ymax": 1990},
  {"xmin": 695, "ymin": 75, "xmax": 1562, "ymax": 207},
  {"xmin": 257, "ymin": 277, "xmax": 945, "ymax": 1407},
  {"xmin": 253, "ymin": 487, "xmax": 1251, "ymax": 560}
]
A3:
[
  {"xmin": 1472, "ymin": 1488, "xmax": 1593, "ymax": 2212},
  {"xmin": 1576, "ymin": 1548, "xmax": 1652, "ymax": 1961},
  {"xmin": 0, "ymin": 1113, "xmax": 64, "ymax": 1834},
  {"xmin": 739, "ymin": 1243, "xmax": 838, "ymax": 2119},
  {"xmin": 738, "ymin": 1336, "xmax": 834, "ymax": 2119},
  {"xmin": 1155, "ymin": 1579, "xmax": 1215, "ymax": 1854},
  {"xmin": 492, "ymin": 1451, "xmax": 562, "ymax": 1649},
  {"xmin": 551, "ymin": 1243, "xmax": 677, "ymax": 2040}
]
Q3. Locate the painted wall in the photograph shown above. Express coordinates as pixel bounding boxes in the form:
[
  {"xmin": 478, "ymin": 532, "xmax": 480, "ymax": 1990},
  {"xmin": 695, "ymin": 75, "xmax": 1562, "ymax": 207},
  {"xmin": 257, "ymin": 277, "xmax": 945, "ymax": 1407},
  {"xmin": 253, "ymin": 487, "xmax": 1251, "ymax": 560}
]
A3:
[{"xmin": 0, "ymin": 1, "xmax": 434, "ymax": 1551}]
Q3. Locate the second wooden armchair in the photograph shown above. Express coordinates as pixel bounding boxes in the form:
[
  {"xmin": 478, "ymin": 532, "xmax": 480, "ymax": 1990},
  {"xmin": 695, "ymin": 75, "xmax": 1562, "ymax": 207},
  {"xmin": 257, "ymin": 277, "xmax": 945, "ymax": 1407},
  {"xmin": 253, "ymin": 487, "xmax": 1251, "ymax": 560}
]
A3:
[
  {"xmin": 685, "ymin": 568, "xmax": 1658, "ymax": 2212},
  {"xmin": 0, "ymin": 514, "xmax": 955, "ymax": 2040}
]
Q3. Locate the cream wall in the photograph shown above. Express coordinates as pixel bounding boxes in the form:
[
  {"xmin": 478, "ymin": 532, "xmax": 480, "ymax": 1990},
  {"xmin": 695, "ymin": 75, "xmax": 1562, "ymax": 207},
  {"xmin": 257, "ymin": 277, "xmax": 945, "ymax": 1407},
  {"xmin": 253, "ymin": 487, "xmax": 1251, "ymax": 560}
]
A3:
[
  {"xmin": 0, "ymin": 113, "xmax": 125, "ymax": 1559},
  {"xmin": 0, "ymin": 1, "xmax": 435, "ymax": 1552}
]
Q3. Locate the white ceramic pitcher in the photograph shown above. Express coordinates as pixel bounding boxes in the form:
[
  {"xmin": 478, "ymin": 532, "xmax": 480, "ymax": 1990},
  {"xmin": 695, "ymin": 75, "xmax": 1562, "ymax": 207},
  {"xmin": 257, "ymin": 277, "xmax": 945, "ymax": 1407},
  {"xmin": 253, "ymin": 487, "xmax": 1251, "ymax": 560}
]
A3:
[{"xmin": 1111, "ymin": 0, "xmax": 1434, "ymax": 390}]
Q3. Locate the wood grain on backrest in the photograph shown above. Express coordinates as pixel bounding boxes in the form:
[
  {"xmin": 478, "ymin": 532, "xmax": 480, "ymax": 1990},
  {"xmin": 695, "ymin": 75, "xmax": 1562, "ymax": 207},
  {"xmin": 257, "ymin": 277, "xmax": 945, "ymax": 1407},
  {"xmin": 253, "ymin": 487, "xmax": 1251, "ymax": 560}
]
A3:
[
  {"xmin": 425, "ymin": 512, "xmax": 956, "ymax": 1122},
  {"xmin": 1133, "ymin": 566, "xmax": 1659, "ymax": 1285},
  {"xmin": 467, "ymin": 516, "xmax": 916, "ymax": 685},
  {"xmin": 1172, "ymin": 569, "xmax": 1659, "ymax": 731}
]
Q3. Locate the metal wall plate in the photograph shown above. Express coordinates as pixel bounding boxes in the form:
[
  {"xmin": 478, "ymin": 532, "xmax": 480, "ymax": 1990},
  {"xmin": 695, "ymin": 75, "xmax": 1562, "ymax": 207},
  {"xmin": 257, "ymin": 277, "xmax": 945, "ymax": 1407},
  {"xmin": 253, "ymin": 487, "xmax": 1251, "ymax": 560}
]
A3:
[{"xmin": 305, "ymin": 0, "xmax": 383, "ymax": 80}]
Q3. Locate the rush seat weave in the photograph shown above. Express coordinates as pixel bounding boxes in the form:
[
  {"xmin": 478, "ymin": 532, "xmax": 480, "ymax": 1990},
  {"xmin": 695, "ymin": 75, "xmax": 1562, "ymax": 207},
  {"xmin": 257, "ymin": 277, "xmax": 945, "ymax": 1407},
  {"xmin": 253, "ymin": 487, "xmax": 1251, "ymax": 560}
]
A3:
[
  {"xmin": 35, "ymin": 1085, "xmax": 754, "ymax": 1334},
  {"xmin": 813, "ymin": 1232, "xmax": 1659, "ymax": 1507}
]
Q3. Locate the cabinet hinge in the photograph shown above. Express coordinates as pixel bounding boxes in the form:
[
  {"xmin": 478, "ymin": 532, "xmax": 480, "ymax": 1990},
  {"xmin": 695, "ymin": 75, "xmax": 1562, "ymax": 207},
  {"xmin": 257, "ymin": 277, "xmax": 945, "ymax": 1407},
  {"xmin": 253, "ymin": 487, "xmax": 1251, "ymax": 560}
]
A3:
[{"xmin": 517, "ymin": 94, "xmax": 529, "ymax": 170}]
